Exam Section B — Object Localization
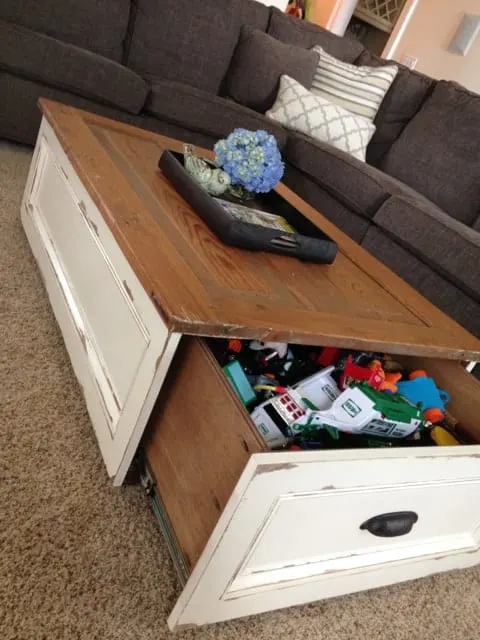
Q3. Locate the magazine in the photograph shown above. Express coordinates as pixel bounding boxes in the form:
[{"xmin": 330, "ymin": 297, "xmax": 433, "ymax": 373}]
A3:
[{"xmin": 214, "ymin": 198, "xmax": 296, "ymax": 234}]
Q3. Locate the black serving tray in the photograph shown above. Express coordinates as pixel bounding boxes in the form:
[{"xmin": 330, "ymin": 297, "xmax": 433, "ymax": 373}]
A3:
[{"xmin": 159, "ymin": 150, "xmax": 338, "ymax": 264}]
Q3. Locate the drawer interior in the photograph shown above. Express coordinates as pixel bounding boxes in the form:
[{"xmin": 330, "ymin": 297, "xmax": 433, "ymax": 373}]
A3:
[{"xmin": 144, "ymin": 336, "xmax": 480, "ymax": 581}]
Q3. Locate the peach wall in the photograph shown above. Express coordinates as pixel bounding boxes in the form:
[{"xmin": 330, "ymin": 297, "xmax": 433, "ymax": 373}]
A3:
[
  {"xmin": 393, "ymin": 0, "xmax": 480, "ymax": 93},
  {"xmin": 308, "ymin": 0, "xmax": 341, "ymax": 28},
  {"xmin": 308, "ymin": 0, "xmax": 357, "ymax": 34}
]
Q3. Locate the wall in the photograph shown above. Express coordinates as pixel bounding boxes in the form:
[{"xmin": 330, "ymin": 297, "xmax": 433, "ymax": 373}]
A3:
[
  {"xmin": 393, "ymin": 0, "xmax": 480, "ymax": 93},
  {"xmin": 308, "ymin": 0, "xmax": 340, "ymax": 29}
]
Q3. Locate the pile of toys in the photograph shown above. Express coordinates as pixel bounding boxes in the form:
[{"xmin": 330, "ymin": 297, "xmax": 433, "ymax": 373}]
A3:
[{"xmin": 211, "ymin": 339, "xmax": 464, "ymax": 450}]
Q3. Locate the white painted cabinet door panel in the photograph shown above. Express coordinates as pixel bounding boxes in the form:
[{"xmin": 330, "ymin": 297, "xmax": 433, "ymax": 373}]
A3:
[
  {"xmin": 21, "ymin": 123, "xmax": 180, "ymax": 484},
  {"xmin": 169, "ymin": 448, "xmax": 480, "ymax": 629}
]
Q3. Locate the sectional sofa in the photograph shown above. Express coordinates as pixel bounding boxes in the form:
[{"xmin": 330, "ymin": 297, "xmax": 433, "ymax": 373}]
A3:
[{"xmin": 1, "ymin": 0, "xmax": 478, "ymax": 336}]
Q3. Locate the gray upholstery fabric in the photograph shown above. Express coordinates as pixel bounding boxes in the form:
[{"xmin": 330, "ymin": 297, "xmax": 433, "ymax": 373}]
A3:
[
  {"xmin": 382, "ymin": 81, "xmax": 480, "ymax": 226},
  {"xmin": 285, "ymin": 132, "xmax": 426, "ymax": 219},
  {"xmin": 268, "ymin": 8, "xmax": 364, "ymax": 62},
  {"xmin": 145, "ymin": 80, "xmax": 288, "ymax": 148},
  {"xmin": 225, "ymin": 27, "xmax": 319, "ymax": 112},
  {"xmin": 0, "ymin": 0, "xmax": 130, "ymax": 61},
  {"xmin": 0, "ymin": 70, "xmax": 218, "ymax": 148},
  {"xmin": 357, "ymin": 51, "xmax": 434, "ymax": 167},
  {"xmin": 283, "ymin": 164, "xmax": 371, "ymax": 243},
  {"xmin": 0, "ymin": 21, "xmax": 148, "ymax": 114},
  {"xmin": 127, "ymin": 0, "xmax": 269, "ymax": 95},
  {"xmin": 473, "ymin": 216, "xmax": 480, "ymax": 232},
  {"xmin": 362, "ymin": 227, "xmax": 480, "ymax": 338},
  {"xmin": 374, "ymin": 196, "xmax": 480, "ymax": 302}
]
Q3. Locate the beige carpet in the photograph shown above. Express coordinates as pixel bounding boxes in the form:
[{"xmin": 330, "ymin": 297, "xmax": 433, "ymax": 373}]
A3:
[{"xmin": 1, "ymin": 139, "xmax": 479, "ymax": 640}]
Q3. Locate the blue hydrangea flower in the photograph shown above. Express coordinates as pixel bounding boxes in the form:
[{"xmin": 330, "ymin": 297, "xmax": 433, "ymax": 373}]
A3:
[{"xmin": 214, "ymin": 128, "xmax": 284, "ymax": 193}]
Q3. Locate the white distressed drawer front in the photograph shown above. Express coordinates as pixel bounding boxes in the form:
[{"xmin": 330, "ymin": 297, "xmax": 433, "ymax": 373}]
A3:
[
  {"xmin": 170, "ymin": 449, "xmax": 480, "ymax": 628},
  {"xmin": 22, "ymin": 120, "xmax": 180, "ymax": 483},
  {"xmin": 235, "ymin": 468, "xmax": 480, "ymax": 590}
]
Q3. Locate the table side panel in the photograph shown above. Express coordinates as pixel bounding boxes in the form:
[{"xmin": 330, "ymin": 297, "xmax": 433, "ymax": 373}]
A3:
[{"xmin": 22, "ymin": 119, "xmax": 178, "ymax": 481}]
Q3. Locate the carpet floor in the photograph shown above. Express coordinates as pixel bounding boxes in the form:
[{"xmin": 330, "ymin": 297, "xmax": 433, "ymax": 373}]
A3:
[{"xmin": 1, "ymin": 139, "xmax": 479, "ymax": 640}]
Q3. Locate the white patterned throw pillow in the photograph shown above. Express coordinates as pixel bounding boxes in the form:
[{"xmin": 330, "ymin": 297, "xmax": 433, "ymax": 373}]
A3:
[
  {"xmin": 311, "ymin": 46, "xmax": 398, "ymax": 120},
  {"xmin": 266, "ymin": 75, "xmax": 376, "ymax": 161}
]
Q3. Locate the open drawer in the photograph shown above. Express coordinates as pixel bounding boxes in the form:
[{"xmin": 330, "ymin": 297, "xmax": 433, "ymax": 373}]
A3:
[{"xmin": 144, "ymin": 337, "xmax": 480, "ymax": 629}]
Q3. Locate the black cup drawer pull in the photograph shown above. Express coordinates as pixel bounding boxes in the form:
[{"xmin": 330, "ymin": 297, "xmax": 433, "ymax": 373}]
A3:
[{"xmin": 360, "ymin": 511, "xmax": 418, "ymax": 537}]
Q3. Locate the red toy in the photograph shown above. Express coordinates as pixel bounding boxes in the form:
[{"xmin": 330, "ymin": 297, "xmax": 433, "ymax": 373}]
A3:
[
  {"xmin": 316, "ymin": 347, "xmax": 341, "ymax": 367},
  {"xmin": 340, "ymin": 356, "xmax": 384, "ymax": 390}
]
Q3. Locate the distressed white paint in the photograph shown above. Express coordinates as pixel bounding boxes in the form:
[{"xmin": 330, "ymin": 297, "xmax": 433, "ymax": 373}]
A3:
[
  {"xmin": 22, "ymin": 119, "xmax": 180, "ymax": 484},
  {"xmin": 169, "ymin": 447, "xmax": 480, "ymax": 629}
]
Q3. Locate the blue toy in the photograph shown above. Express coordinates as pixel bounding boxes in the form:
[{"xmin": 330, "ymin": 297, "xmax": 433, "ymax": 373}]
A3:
[{"xmin": 397, "ymin": 370, "xmax": 450, "ymax": 424}]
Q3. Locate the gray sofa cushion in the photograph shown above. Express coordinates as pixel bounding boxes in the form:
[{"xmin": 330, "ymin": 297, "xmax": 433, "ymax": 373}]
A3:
[
  {"xmin": 225, "ymin": 27, "xmax": 319, "ymax": 112},
  {"xmin": 374, "ymin": 195, "xmax": 480, "ymax": 302},
  {"xmin": 0, "ymin": 20, "xmax": 148, "ymax": 114},
  {"xmin": 362, "ymin": 227, "xmax": 480, "ymax": 338},
  {"xmin": 0, "ymin": 0, "xmax": 130, "ymax": 61},
  {"xmin": 357, "ymin": 51, "xmax": 434, "ymax": 167},
  {"xmin": 145, "ymin": 80, "xmax": 288, "ymax": 148},
  {"xmin": 285, "ymin": 132, "xmax": 430, "ymax": 219},
  {"xmin": 127, "ymin": 0, "xmax": 269, "ymax": 95},
  {"xmin": 0, "ymin": 68, "xmax": 218, "ymax": 148},
  {"xmin": 268, "ymin": 7, "xmax": 364, "ymax": 62},
  {"xmin": 474, "ymin": 216, "xmax": 480, "ymax": 232},
  {"xmin": 382, "ymin": 81, "xmax": 480, "ymax": 226}
]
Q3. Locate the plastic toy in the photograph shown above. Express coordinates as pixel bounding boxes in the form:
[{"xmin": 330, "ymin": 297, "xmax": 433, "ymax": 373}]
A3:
[
  {"xmin": 340, "ymin": 355, "xmax": 384, "ymax": 390},
  {"xmin": 223, "ymin": 360, "xmax": 256, "ymax": 406},
  {"xmin": 316, "ymin": 347, "xmax": 341, "ymax": 367},
  {"xmin": 254, "ymin": 384, "xmax": 288, "ymax": 394},
  {"xmin": 380, "ymin": 371, "xmax": 402, "ymax": 393},
  {"xmin": 430, "ymin": 425, "xmax": 461, "ymax": 446},
  {"xmin": 397, "ymin": 370, "xmax": 450, "ymax": 424},
  {"xmin": 250, "ymin": 367, "xmax": 341, "ymax": 448},
  {"xmin": 293, "ymin": 382, "xmax": 426, "ymax": 439},
  {"xmin": 249, "ymin": 340, "xmax": 289, "ymax": 360}
]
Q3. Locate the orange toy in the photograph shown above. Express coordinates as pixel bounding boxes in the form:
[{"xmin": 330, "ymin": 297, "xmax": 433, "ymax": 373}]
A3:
[
  {"xmin": 367, "ymin": 360, "xmax": 402, "ymax": 393},
  {"xmin": 381, "ymin": 372, "xmax": 402, "ymax": 393}
]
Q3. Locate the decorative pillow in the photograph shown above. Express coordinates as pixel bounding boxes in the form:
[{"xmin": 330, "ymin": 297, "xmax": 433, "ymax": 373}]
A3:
[
  {"xmin": 225, "ymin": 27, "xmax": 319, "ymax": 113},
  {"xmin": 311, "ymin": 46, "xmax": 398, "ymax": 121},
  {"xmin": 266, "ymin": 75, "xmax": 376, "ymax": 161}
]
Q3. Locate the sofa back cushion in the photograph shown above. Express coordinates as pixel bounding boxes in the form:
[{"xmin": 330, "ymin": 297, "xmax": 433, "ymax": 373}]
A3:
[
  {"xmin": 127, "ymin": 0, "xmax": 269, "ymax": 95},
  {"xmin": 267, "ymin": 7, "xmax": 364, "ymax": 63},
  {"xmin": 382, "ymin": 81, "xmax": 480, "ymax": 226},
  {"xmin": 225, "ymin": 28, "xmax": 319, "ymax": 112},
  {"xmin": 357, "ymin": 51, "xmax": 435, "ymax": 167},
  {"xmin": 0, "ymin": 0, "xmax": 130, "ymax": 61}
]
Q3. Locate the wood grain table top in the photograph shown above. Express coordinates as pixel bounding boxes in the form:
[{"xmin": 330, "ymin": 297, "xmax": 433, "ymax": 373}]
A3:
[{"xmin": 38, "ymin": 99, "xmax": 480, "ymax": 360}]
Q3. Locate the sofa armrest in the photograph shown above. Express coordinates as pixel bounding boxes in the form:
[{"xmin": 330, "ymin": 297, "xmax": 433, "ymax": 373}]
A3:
[
  {"xmin": 285, "ymin": 132, "xmax": 397, "ymax": 219},
  {"xmin": 0, "ymin": 20, "xmax": 149, "ymax": 114}
]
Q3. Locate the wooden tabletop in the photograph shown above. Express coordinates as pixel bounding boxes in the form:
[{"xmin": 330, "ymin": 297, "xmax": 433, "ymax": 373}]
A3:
[{"xmin": 38, "ymin": 99, "xmax": 480, "ymax": 360}]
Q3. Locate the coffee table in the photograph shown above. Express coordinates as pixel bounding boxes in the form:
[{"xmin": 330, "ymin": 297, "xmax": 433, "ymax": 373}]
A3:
[{"xmin": 21, "ymin": 100, "xmax": 480, "ymax": 628}]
